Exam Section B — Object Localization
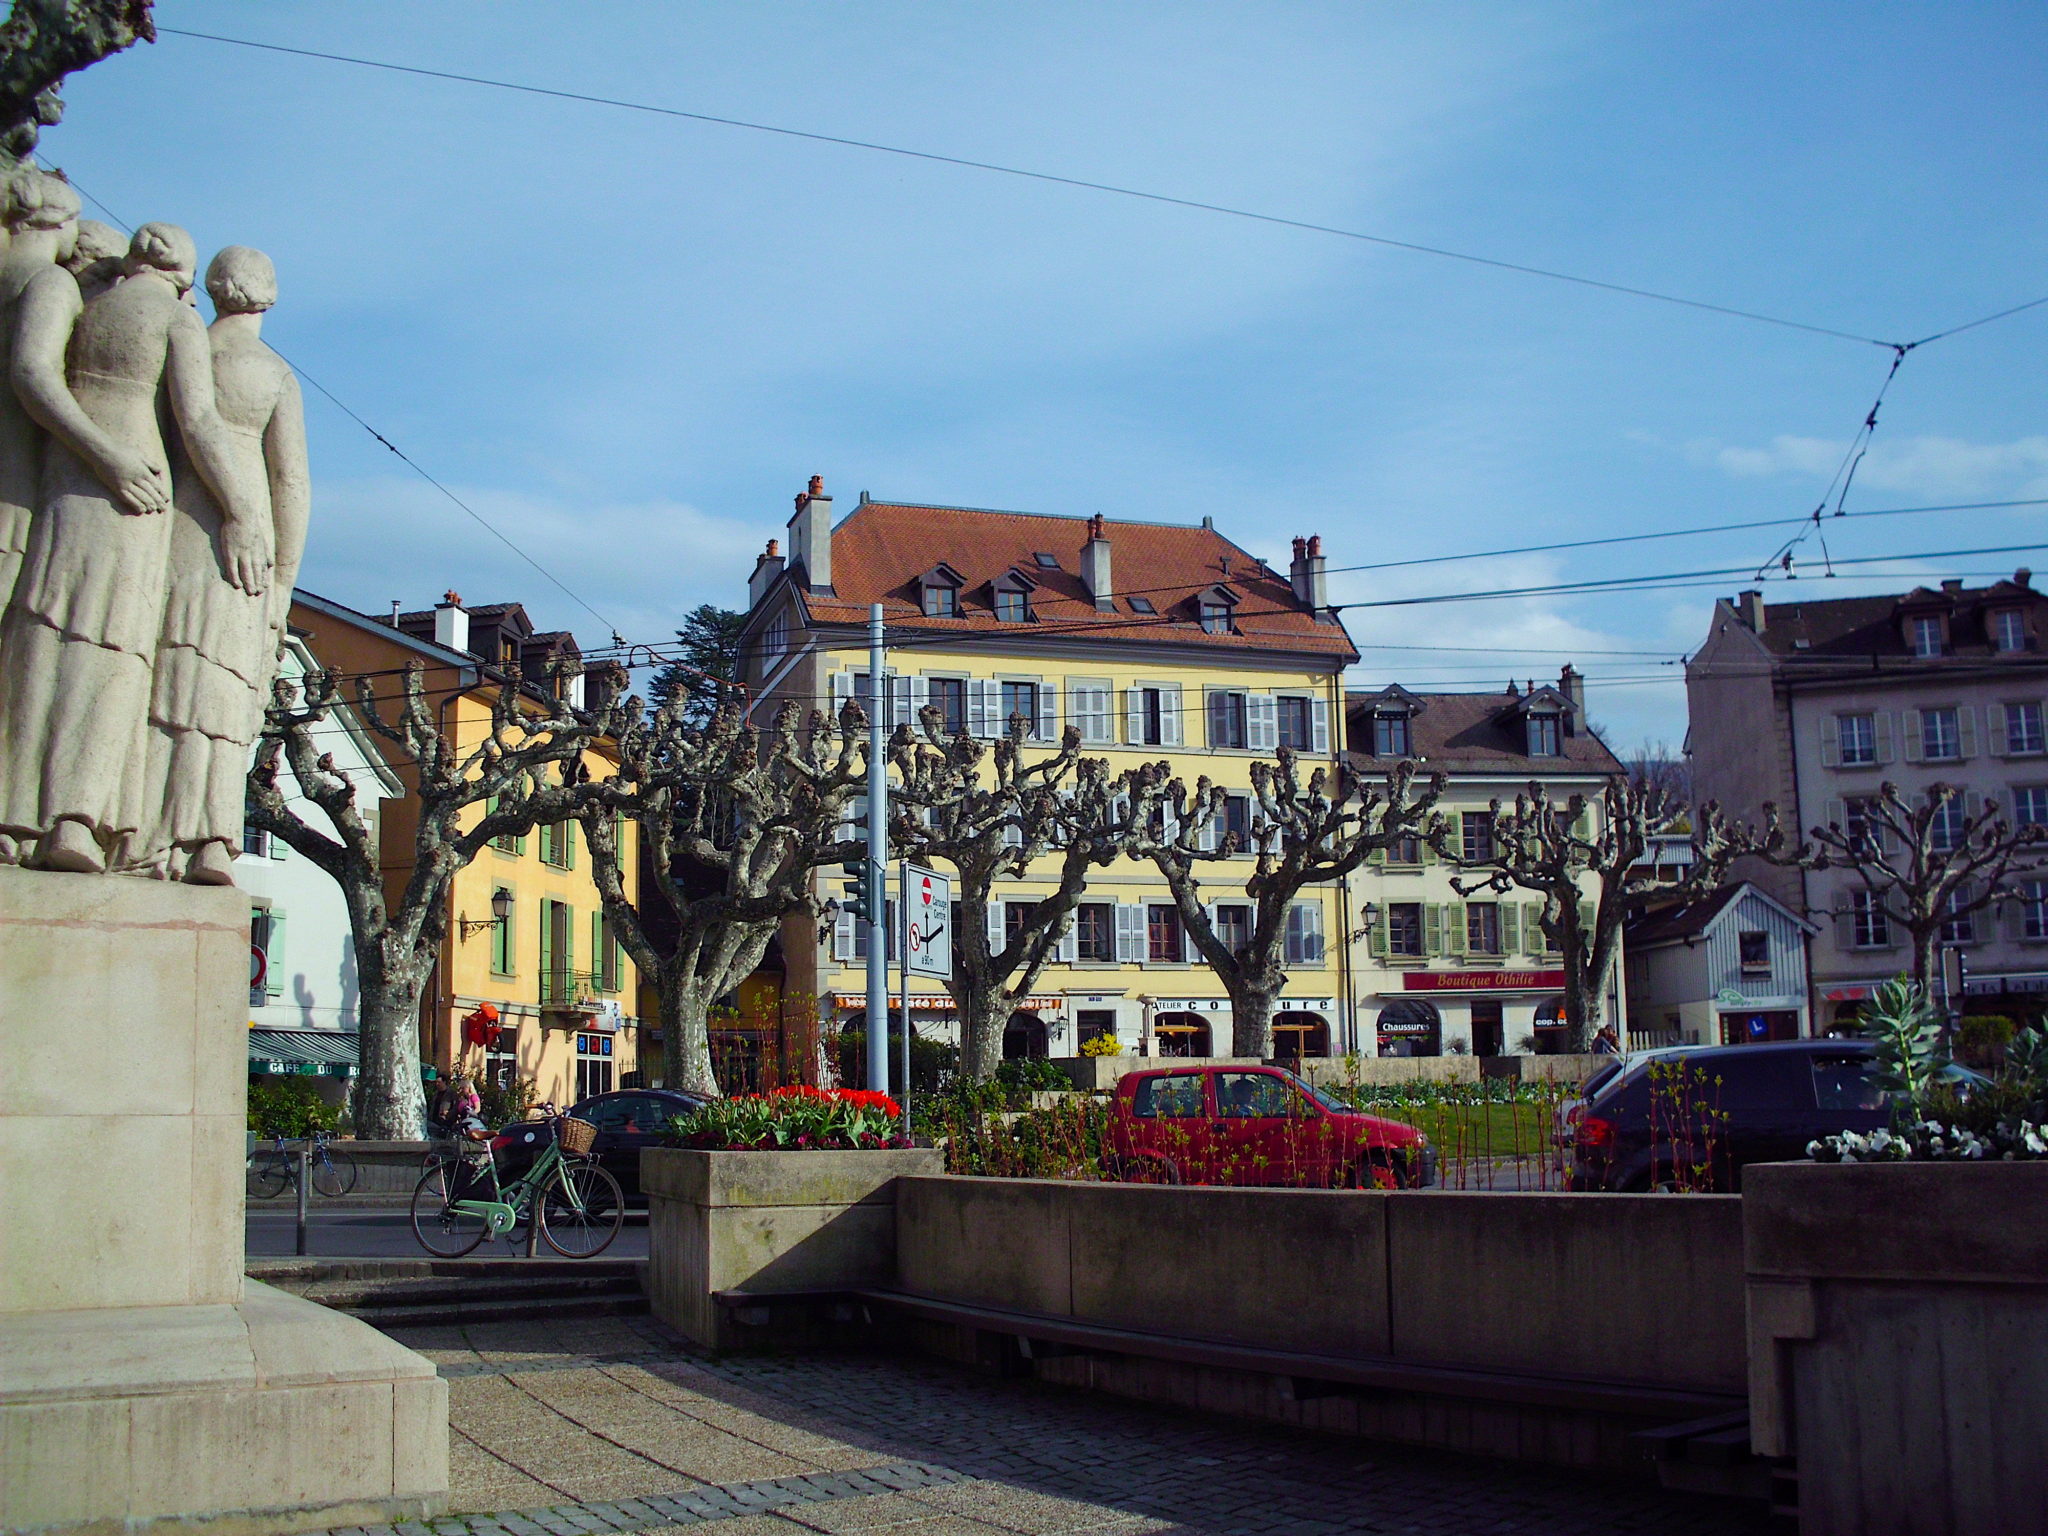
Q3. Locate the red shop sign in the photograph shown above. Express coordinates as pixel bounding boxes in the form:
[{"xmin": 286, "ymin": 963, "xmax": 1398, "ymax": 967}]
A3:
[{"xmin": 1402, "ymin": 969, "xmax": 1566, "ymax": 992}]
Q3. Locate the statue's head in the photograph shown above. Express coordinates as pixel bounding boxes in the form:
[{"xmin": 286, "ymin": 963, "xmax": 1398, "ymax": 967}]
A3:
[
  {"xmin": 125, "ymin": 222, "xmax": 197, "ymax": 293},
  {"xmin": 64, "ymin": 218, "xmax": 124, "ymax": 272},
  {"xmin": 204, "ymin": 245, "xmax": 275, "ymax": 316},
  {"xmin": 5, "ymin": 167, "xmax": 79, "ymax": 240}
]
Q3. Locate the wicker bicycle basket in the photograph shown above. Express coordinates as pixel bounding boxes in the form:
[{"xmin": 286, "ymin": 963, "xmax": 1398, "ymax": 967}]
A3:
[{"xmin": 556, "ymin": 1116, "xmax": 598, "ymax": 1157}]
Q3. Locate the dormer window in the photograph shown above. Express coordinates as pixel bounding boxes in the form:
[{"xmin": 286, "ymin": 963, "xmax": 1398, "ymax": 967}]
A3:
[
  {"xmin": 1912, "ymin": 615, "xmax": 1944, "ymax": 658},
  {"xmin": 1994, "ymin": 608, "xmax": 2028, "ymax": 653},
  {"xmin": 1373, "ymin": 713, "xmax": 1411, "ymax": 757},
  {"xmin": 990, "ymin": 570, "xmax": 1036, "ymax": 623},
  {"xmin": 917, "ymin": 563, "xmax": 964, "ymax": 618},
  {"xmin": 1527, "ymin": 712, "xmax": 1563, "ymax": 757},
  {"xmin": 1194, "ymin": 584, "xmax": 1239, "ymax": 635}
]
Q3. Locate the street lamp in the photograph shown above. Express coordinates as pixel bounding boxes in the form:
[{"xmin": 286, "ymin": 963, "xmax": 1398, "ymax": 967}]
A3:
[{"xmin": 459, "ymin": 887, "xmax": 514, "ymax": 940}]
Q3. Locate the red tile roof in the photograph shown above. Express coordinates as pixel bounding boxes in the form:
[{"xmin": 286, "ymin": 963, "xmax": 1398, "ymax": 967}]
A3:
[{"xmin": 789, "ymin": 501, "xmax": 1357, "ymax": 662}]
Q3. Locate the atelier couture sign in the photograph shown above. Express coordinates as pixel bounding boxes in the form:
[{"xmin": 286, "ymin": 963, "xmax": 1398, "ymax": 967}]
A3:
[{"xmin": 1402, "ymin": 969, "xmax": 1566, "ymax": 992}]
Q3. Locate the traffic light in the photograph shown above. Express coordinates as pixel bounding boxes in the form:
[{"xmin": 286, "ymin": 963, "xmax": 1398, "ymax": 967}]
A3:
[{"xmin": 840, "ymin": 858, "xmax": 871, "ymax": 912}]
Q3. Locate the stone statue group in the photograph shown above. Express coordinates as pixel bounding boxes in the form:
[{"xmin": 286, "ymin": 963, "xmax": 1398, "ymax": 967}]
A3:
[{"xmin": 0, "ymin": 165, "xmax": 306, "ymax": 885}]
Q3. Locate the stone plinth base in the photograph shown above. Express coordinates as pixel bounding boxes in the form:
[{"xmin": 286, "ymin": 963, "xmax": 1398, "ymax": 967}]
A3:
[{"xmin": 0, "ymin": 1280, "xmax": 447, "ymax": 1536}]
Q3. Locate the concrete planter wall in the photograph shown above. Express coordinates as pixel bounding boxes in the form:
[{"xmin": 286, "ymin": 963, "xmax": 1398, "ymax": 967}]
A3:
[
  {"xmin": 1745, "ymin": 1160, "xmax": 2048, "ymax": 1536},
  {"xmin": 642, "ymin": 1147, "xmax": 941, "ymax": 1349}
]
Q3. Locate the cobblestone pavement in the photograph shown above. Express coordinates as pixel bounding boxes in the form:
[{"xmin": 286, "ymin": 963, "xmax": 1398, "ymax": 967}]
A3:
[{"xmin": 355, "ymin": 1314, "xmax": 1773, "ymax": 1536}]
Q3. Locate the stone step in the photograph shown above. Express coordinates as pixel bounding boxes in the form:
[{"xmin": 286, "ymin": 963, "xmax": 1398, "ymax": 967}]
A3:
[
  {"xmin": 248, "ymin": 1257, "xmax": 647, "ymax": 1328},
  {"xmin": 298, "ymin": 1273, "xmax": 642, "ymax": 1310},
  {"xmin": 338, "ymin": 1289, "xmax": 651, "ymax": 1329}
]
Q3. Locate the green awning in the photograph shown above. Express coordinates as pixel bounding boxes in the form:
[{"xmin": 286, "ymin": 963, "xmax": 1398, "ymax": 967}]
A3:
[{"xmin": 249, "ymin": 1029, "xmax": 359, "ymax": 1078}]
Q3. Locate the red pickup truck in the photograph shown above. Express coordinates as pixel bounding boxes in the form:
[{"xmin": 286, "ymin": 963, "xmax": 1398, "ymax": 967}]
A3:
[{"xmin": 1106, "ymin": 1065, "xmax": 1435, "ymax": 1188}]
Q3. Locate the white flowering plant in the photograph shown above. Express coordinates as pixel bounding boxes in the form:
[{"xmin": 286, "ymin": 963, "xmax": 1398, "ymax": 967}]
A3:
[{"xmin": 1810, "ymin": 1118, "xmax": 2048, "ymax": 1163}]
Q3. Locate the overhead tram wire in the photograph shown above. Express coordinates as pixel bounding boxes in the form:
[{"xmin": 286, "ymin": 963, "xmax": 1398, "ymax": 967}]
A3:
[
  {"xmin": 49, "ymin": 171, "xmax": 628, "ymax": 645},
  {"xmin": 162, "ymin": 25, "xmax": 1985, "ymax": 356}
]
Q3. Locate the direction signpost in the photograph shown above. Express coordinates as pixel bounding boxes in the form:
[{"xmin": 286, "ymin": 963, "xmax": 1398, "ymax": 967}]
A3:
[{"xmin": 899, "ymin": 862, "xmax": 951, "ymax": 1124}]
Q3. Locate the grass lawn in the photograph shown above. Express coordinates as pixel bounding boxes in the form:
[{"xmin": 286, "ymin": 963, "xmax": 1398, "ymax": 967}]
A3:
[{"xmin": 1371, "ymin": 1099, "xmax": 1555, "ymax": 1157}]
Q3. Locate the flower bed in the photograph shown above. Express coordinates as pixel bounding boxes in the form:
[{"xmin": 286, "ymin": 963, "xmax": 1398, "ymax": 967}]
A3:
[{"xmin": 667, "ymin": 1085, "xmax": 911, "ymax": 1150}]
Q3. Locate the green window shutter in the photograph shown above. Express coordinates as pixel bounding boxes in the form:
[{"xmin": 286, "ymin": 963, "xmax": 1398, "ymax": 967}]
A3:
[
  {"xmin": 1446, "ymin": 902, "xmax": 1467, "ymax": 959},
  {"xmin": 1367, "ymin": 845, "xmax": 1385, "ymax": 865},
  {"xmin": 539, "ymin": 901, "xmax": 555, "ymax": 999},
  {"xmin": 1500, "ymin": 904, "xmax": 1520, "ymax": 955},
  {"xmin": 590, "ymin": 910, "xmax": 601, "ymax": 990},
  {"xmin": 1577, "ymin": 899, "xmax": 1595, "ymax": 934},
  {"xmin": 564, "ymin": 820, "xmax": 576, "ymax": 870},
  {"xmin": 1368, "ymin": 912, "xmax": 1389, "ymax": 959},
  {"xmin": 1423, "ymin": 904, "xmax": 1443, "ymax": 956},
  {"xmin": 263, "ymin": 908, "xmax": 287, "ymax": 998},
  {"xmin": 1523, "ymin": 903, "xmax": 1546, "ymax": 954}
]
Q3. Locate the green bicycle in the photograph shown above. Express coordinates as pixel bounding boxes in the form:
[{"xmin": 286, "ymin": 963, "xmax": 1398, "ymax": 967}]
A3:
[{"xmin": 409, "ymin": 1113, "xmax": 623, "ymax": 1258}]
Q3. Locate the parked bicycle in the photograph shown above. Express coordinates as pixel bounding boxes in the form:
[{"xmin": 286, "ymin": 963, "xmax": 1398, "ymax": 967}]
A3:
[
  {"xmin": 246, "ymin": 1131, "xmax": 358, "ymax": 1199},
  {"xmin": 409, "ymin": 1111, "xmax": 622, "ymax": 1258}
]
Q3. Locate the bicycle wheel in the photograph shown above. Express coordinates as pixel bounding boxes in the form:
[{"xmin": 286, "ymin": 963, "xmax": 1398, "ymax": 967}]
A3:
[
  {"xmin": 246, "ymin": 1151, "xmax": 290, "ymax": 1200},
  {"xmin": 312, "ymin": 1147, "xmax": 357, "ymax": 1198},
  {"xmin": 538, "ymin": 1161, "xmax": 624, "ymax": 1258},
  {"xmin": 409, "ymin": 1166, "xmax": 489, "ymax": 1257}
]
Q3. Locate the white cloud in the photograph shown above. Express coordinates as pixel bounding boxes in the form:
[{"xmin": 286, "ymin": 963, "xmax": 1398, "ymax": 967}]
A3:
[{"xmin": 1703, "ymin": 433, "xmax": 2048, "ymax": 500}]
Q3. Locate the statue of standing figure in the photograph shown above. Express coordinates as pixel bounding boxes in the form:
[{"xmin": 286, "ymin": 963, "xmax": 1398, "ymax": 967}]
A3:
[
  {"xmin": 0, "ymin": 218, "xmax": 272, "ymax": 876},
  {"xmin": 0, "ymin": 167, "xmax": 81, "ymax": 607},
  {"xmin": 143, "ymin": 245, "xmax": 308, "ymax": 884}
]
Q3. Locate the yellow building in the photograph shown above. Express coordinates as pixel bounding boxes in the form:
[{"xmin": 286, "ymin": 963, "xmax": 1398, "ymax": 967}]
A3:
[
  {"xmin": 737, "ymin": 482, "xmax": 1358, "ymax": 1060},
  {"xmin": 292, "ymin": 590, "xmax": 643, "ymax": 1104}
]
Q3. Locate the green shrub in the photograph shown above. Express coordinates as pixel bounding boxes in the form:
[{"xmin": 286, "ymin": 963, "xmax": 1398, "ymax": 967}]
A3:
[
  {"xmin": 994, "ymin": 1057, "xmax": 1071, "ymax": 1096},
  {"xmin": 479, "ymin": 1075, "xmax": 538, "ymax": 1127},
  {"xmin": 247, "ymin": 1077, "xmax": 340, "ymax": 1138},
  {"xmin": 834, "ymin": 1029, "xmax": 958, "ymax": 1096},
  {"xmin": 1955, "ymin": 1015, "xmax": 2019, "ymax": 1070}
]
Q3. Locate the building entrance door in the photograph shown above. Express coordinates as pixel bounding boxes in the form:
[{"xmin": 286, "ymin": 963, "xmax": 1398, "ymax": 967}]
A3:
[{"xmin": 1469, "ymin": 1000, "xmax": 1503, "ymax": 1057}]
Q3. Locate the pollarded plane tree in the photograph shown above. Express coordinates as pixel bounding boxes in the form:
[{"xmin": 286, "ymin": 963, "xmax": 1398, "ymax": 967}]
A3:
[
  {"xmin": 890, "ymin": 710, "xmax": 1131, "ymax": 1082},
  {"xmin": 1127, "ymin": 748, "xmax": 1444, "ymax": 1059},
  {"xmin": 575, "ymin": 696, "xmax": 869, "ymax": 1097},
  {"xmin": 1436, "ymin": 776, "xmax": 1743, "ymax": 1051},
  {"xmin": 247, "ymin": 662, "xmax": 615, "ymax": 1139},
  {"xmin": 1771, "ymin": 781, "xmax": 2048, "ymax": 995}
]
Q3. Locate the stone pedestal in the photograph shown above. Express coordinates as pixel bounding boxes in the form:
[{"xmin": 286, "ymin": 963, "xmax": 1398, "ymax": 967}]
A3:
[
  {"xmin": 644, "ymin": 1147, "xmax": 941, "ymax": 1350},
  {"xmin": 0, "ymin": 867, "xmax": 447, "ymax": 1535}
]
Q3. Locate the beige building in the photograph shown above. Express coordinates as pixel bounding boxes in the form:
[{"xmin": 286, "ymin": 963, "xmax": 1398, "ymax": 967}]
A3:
[
  {"xmin": 1687, "ymin": 571, "xmax": 2048, "ymax": 1027},
  {"xmin": 737, "ymin": 480, "xmax": 1356, "ymax": 1060},
  {"xmin": 1345, "ymin": 675, "xmax": 1627, "ymax": 1055}
]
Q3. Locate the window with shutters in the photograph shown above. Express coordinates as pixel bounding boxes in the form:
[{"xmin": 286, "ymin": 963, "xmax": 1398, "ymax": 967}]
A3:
[
  {"xmin": 1208, "ymin": 691, "xmax": 1248, "ymax": 750},
  {"xmin": 491, "ymin": 892, "xmax": 516, "ymax": 976},
  {"xmin": 1283, "ymin": 902, "xmax": 1325, "ymax": 965},
  {"xmin": 1993, "ymin": 608, "xmax": 2027, "ymax": 653},
  {"xmin": 999, "ymin": 681, "xmax": 1038, "ymax": 731},
  {"xmin": 1738, "ymin": 931, "xmax": 1770, "ymax": 975},
  {"xmin": 242, "ymin": 821, "xmax": 269, "ymax": 857},
  {"xmin": 1465, "ymin": 903, "xmax": 1502, "ymax": 956},
  {"xmin": 1837, "ymin": 713, "xmax": 1877, "ymax": 766},
  {"xmin": 2016, "ymin": 786, "xmax": 2048, "ymax": 828},
  {"xmin": 1070, "ymin": 679, "xmax": 1112, "ymax": 743},
  {"xmin": 540, "ymin": 899, "xmax": 575, "ymax": 1003},
  {"xmin": 540, "ymin": 820, "xmax": 575, "ymax": 868},
  {"xmin": 1912, "ymin": 615, "xmax": 1945, "ymax": 658},
  {"xmin": 1922, "ymin": 707, "xmax": 1962, "ymax": 761},
  {"xmin": 1372, "ymin": 713, "xmax": 1411, "ymax": 757},
  {"xmin": 1130, "ymin": 685, "xmax": 1165, "ymax": 745},
  {"xmin": 1004, "ymin": 900, "xmax": 1034, "ymax": 949},
  {"xmin": 488, "ymin": 795, "xmax": 525, "ymax": 856},
  {"xmin": 1930, "ymin": 795, "xmax": 1967, "ymax": 853},
  {"xmin": 594, "ymin": 912, "xmax": 622, "ymax": 992},
  {"xmin": 1842, "ymin": 796, "xmax": 1879, "ymax": 852},
  {"xmin": 1147, "ymin": 904, "xmax": 1184, "ymax": 963},
  {"xmin": 1851, "ymin": 890, "xmax": 1891, "ymax": 949},
  {"xmin": 928, "ymin": 676, "xmax": 967, "ymax": 736},
  {"xmin": 2007, "ymin": 702, "xmax": 2045, "ymax": 756},
  {"xmin": 1214, "ymin": 903, "xmax": 1251, "ymax": 958},
  {"xmin": 1940, "ymin": 887, "xmax": 1974, "ymax": 945},
  {"xmin": 1386, "ymin": 902, "xmax": 1424, "ymax": 957},
  {"xmin": 2024, "ymin": 882, "xmax": 2048, "ymax": 941},
  {"xmin": 1074, "ymin": 903, "xmax": 1115, "ymax": 962},
  {"xmin": 1223, "ymin": 793, "xmax": 1252, "ymax": 850},
  {"xmin": 1526, "ymin": 712, "xmax": 1563, "ymax": 757},
  {"xmin": 1277, "ymin": 696, "xmax": 1313, "ymax": 751},
  {"xmin": 1460, "ymin": 811, "xmax": 1496, "ymax": 863},
  {"xmin": 1386, "ymin": 832, "xmax": 1421, "ymax": 866}
]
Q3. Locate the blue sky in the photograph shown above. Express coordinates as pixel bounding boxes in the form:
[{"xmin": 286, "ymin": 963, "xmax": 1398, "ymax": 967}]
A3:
[{"xmin": 42, "ymin": 1, "xmax": 2048, "ymax": 751}]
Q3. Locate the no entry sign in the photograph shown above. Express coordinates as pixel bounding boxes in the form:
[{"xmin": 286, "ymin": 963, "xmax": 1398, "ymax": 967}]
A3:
[{"xmin": 904, "ymin": 863, "xmax": 951, "ymax": 979}]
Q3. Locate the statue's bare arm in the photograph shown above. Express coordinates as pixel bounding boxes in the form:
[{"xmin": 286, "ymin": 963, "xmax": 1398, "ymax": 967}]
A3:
[
  {"xmin": 10, "ymin": 270, "xmax": 169, "ymax": 514},
  {"xmin": 263, "ymin": 368, "xmax": 309, "ymax": 604},
  {"xmin": 164, "ymin": 304, "xmax": 270, "ymax": 594}
]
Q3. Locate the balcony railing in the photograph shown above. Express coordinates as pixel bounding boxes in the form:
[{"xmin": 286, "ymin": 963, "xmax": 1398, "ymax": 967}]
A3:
[{"xmin": 540, "ymin": 967, "xmax": 618, "ymax": 1007}]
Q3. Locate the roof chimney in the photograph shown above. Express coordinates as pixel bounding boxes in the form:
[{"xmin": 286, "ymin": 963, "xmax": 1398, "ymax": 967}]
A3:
[
  {"xmin": 1940, "ymin": 578, "xmax": 1964, "ymax": 594},
  {"xmin": 786, "ymin": 475, "xmax": 833, "ymax": 594},
  {"xmin": 2016, "ymin": 567, "xmax": 2033, "ymax": 589},
  {"xmin": 1081, "ymin": 514, "xmax": 1114, "ymax": 611},
  {"xmin": 1559, "ymin": 664, "xmax": 1586, "ymax": 734},
  {"xmin": 1289, "ymin": 534, "xmax": 1329, "ymax": 614},
  {"xmin": 748, "ymin": 536, "xmax": 786, "ymax": 609},
  {"xmin": 434, "ymin": 590, "xmax": 469, "ymax": 654},
  {"xmin": 1737, "ymin": 590, "xmax": 1766, "ymax": 632}
]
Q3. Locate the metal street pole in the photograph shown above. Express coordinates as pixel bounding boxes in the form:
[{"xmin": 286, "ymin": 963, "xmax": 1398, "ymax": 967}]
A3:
[
  {"xmin": 866, "ymin": 604, "xmax": 889, "ymax": 1094},
  {"xmin": 899, "ymin": 857, "xmax": 912, "ymax": 1122}
]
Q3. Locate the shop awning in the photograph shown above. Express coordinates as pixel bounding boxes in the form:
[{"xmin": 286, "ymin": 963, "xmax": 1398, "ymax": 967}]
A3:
[{"xmin": 249, "ymin": 1028, "xmax": 359, "ymax": 1078}]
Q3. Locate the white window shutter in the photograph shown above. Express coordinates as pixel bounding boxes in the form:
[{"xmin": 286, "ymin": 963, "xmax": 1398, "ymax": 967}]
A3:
[
  {"xmin": 262, "ymin": 907, "xmax": 287, "ymax": 998},
  {"xmin": 987, "ymin": 901, "xmax": 1007, "ymax": 957},
  {"xmin": 1824, "ymin": 797, "xmax": 1845, "ymax": 832},
  {"xmin": 1958, "ymin": 705, "xmax": 1979, "ymax": 759},
  {"xmin": 1116, "ymin": 903, "xmax": 1145, "ymax": 962},
  {"xmin": 1160, "ymin": 685, "xmax": 1183, "ymax": 747},
  {"xmin": 1903, "ymin": 710, "xmax": 1924, "ymax": 763},
  {"xmin": 831, "ymin": 670, "xmax": 853, "ymax": 713},
  {"xmin": 1035, "ymin": 681, "xmax": 1058, "ymax": 741},
  {"xmin": 889, "ymin": 670, "xmax": 913, "ymax": 730},
  {"xmin": 1196, "ymin": 809, "xmax": 1218, "ymax": 852},
  {"xmin": 1124, "ymin": 688, "xmax": 1143, "ymax": 745},
  {"xmin": 1002, "ymin": 817, "xmax": 1024, "ymax": 849},
  {"xmin": 1993, "ymin": 704, "xmax": 2012, "ymax": 757},
  {"xmin": 1819, "ymin": 721, "xmax": 1840, "ymax": 768},
  {"xmin": 832, "ymin": 909, "xmax": 854, "ymax": 961},
  {"xmin": 969, "ymin": 678, "xmax": 999, "ymax": 738},
  {"xmin": 1310, "ymin": 697, "xmax": 1330, "ymax": 755},
  {"xmin": 1249, "ymin": 693, "xmax": 1279, "ymax": 752},
  {"xmin": 1283, "ymin": 903, "xmax": 1301, "ymax": 965},
  {"xmin": 1874, "ymin": 711, "xmax": 1895, "ymax": 764},
  {"xmin": 1057, "ymin": 914, "xmax": 1078, "ymax": 964}
]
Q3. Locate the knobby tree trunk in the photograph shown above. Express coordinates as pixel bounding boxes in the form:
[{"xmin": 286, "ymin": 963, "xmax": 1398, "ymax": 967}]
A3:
[
  {"xmin": 656, "ymin": 978, "xmax": 721, "ymax": 1100},
  {"xmin": 952, "ymin": 970, "xmax": 1012, "ymax": 1083},
  {"xmin": 353, "ymin": 969, "xmax": 430, "ymax": 1139},
  {"xmin": 1224, "ymin": 984, "xmax": 1276, "ymax": 1060}
]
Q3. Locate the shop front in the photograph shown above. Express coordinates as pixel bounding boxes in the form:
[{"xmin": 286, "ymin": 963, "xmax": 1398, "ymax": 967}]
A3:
[{"xmin": 1378, "ymin": 969, "xmax": 1570, "ymax": 1056}]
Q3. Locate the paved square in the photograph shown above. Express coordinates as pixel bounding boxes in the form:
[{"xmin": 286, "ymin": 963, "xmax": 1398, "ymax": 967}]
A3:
[{"xmin": 377, "ymin": 1314, "xmax": 1772, "ymax": 1535}]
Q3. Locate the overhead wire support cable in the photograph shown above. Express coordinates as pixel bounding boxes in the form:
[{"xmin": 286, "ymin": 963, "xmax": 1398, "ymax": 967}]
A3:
[{"xmin": 163, "ymin": 26, "xmax": 1926, "ymax": 352}]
